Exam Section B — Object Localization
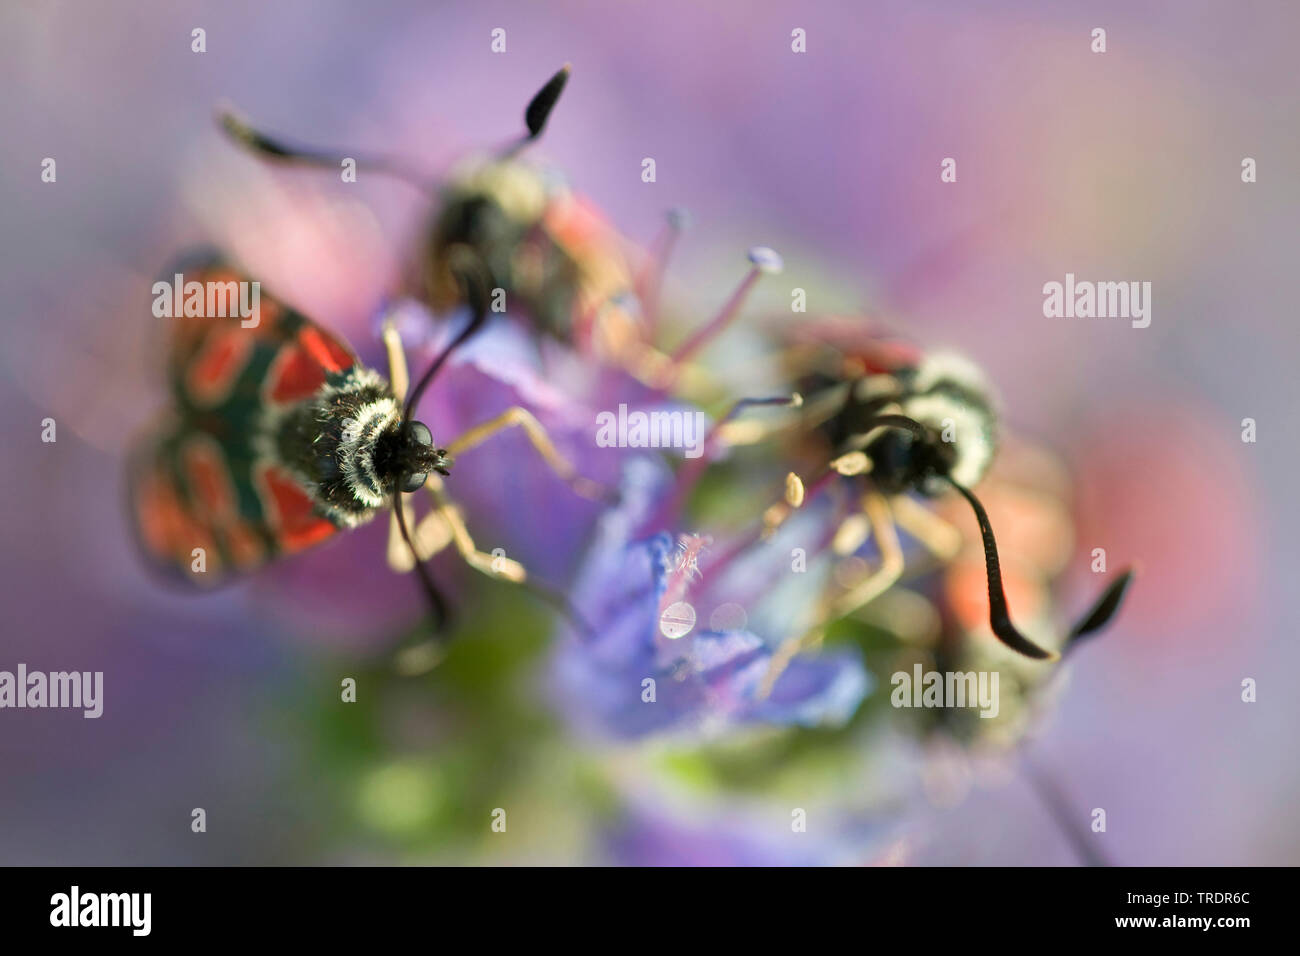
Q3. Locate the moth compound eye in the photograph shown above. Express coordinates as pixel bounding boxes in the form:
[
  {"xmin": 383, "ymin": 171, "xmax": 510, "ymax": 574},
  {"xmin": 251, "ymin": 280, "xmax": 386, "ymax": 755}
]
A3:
[
  {"xmin": 401, "ymin": 471, "xmax": 428, "ymax": 493},
  {"xmin": 409, "ymin": 420, "xmax": 433, "ymax": 447}
]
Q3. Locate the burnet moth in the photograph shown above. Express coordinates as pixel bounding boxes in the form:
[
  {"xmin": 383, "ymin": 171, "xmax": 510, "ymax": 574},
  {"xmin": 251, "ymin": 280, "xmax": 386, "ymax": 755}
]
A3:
[{"xmin": 129, "ymin": 71, "xmax": 608, "ymax": 641}]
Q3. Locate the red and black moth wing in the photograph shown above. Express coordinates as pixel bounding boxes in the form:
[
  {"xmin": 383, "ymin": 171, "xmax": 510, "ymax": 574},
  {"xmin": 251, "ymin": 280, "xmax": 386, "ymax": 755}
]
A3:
[{"xmin": 127, "ymin": 251, "xmax": 361, "ymax": 585}]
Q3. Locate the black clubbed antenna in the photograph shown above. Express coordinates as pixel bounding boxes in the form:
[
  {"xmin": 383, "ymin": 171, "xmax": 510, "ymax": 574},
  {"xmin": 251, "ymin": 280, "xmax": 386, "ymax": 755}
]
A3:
[
  {"xmin": 1066, "ymin": 566, "xmax": 1136, "ymax": 646},
  {"xmin": 391, "ymin": 489, "xmax": 451, "ymax": 633},
  {"xmin": 946, "ymin": 476, "xmax": 1135, "ymax": 660},
  {"xmin": 944, "ymin": 478, "xmax": 1060, "ymax": 660},
  {"xmin": 498, "ymin": 65, "xmax": 571, "ymax": 157},
  {"xmin": 525, "ymin": 64, "xmax": 571, "ymax": 140},
  {"xmin": 402, "ymin": 247, "xmax": 493, "ymax": 426},
  {"xmin": 216, "ymin": 106, "xmax": 433, "ymax": 191},
  {"xmin": 861, "ymin": 414, "xmax": 1135, "ymax": 660},
  {"xmin": 393, "ymin": 249, "xmax": 597, "ymax": 643},
  {"xmin": 391, "ymin": 249, "xmax": 494, "ymax": 640}
]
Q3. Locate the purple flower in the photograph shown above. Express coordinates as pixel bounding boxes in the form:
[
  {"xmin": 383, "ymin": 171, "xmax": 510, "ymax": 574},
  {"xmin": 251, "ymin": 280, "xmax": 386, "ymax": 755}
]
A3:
[{"xmin": 551, "ymin": 458, "xmax": 870, "ymax": 739}]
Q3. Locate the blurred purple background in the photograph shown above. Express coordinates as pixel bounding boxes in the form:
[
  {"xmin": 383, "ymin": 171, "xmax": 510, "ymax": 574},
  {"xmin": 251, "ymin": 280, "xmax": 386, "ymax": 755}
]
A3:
[{"xmin": 1, "ymin": 0, "xmax": 1297, "ymax": 864}]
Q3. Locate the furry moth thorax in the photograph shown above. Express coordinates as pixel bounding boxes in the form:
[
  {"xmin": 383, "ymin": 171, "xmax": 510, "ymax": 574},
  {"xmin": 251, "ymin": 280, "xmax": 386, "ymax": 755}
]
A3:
[{"xmin": 267, "ymin": 367, "xmax": 451, "ymax": 527}]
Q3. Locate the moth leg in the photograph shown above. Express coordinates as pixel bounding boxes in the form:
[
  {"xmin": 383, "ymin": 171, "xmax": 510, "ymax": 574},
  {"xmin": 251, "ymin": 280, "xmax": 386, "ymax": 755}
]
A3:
[
  {"xmin": 418, "ymin": 478, "xmax": 597, "ymax": 637},
  {"xmin": 756, "ymin": 491, "xmax": 904, "ymax": 700},
  {"xmin": 445, "ymin": 406, "xmax": 608, "ymax": 501},
  {"xmin": 756, "ymin": 625, "xmax": 827, "ymax": 703},
  {"xmin": 826, "ymin": 492, "xmax": 905, "ymax": 619},
  {"xmin": 381, "ymin": 313, "xmax": 433, "ymax": 575},
  {"xmin": 386, "ymin": 489, "xmax": 454, "ymax": 572},
  {"xmin": 386, "ymin": 498, "xmax": 411, "ymax": 572},
  {"xmin": 889, "ymin": 494, "xmax": 963, "ymax": 562},
  {"xmin": 421, "ymin": 477, "xmax": 527, "ymax": 582},
  {"xmin": 381, "ymin": 317, "xmax": 410, "ymax": 404}
]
